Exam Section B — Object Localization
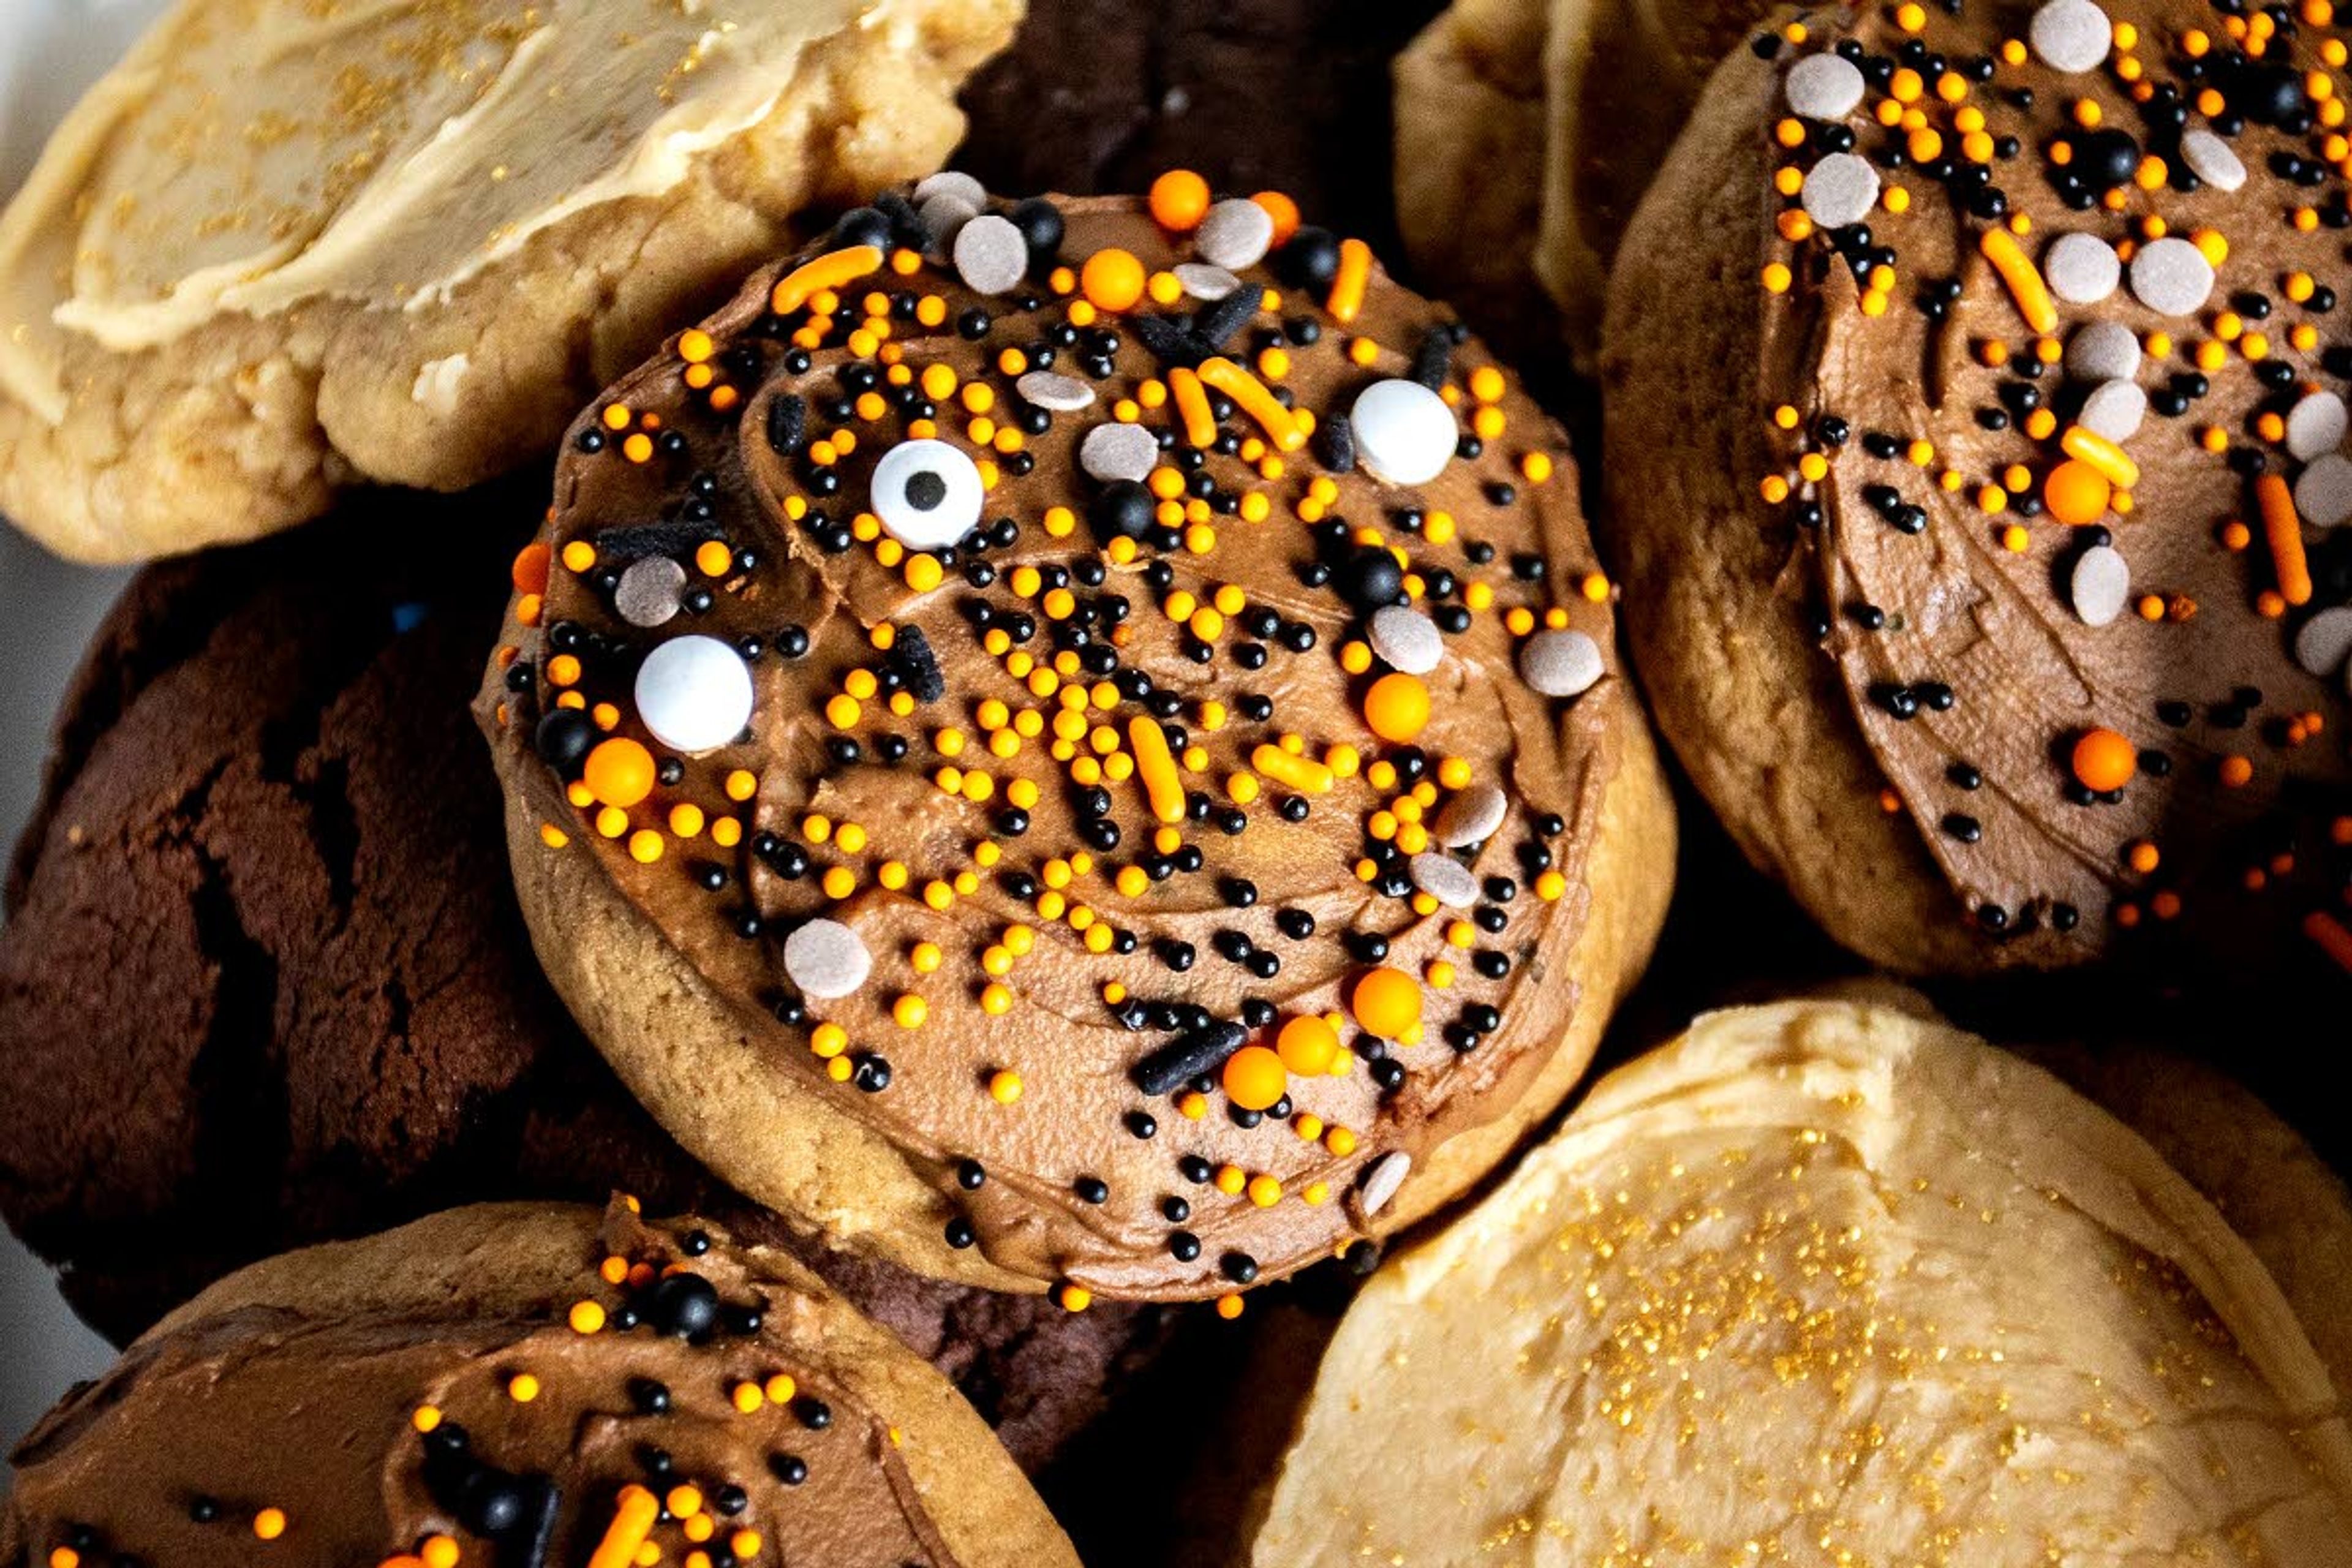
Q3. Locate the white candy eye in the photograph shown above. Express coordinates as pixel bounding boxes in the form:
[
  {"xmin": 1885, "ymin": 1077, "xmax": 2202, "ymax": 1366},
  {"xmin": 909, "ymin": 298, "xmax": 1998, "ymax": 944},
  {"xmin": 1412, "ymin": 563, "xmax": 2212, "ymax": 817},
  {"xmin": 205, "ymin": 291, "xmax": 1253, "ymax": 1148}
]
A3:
[{"xmin": 870, "ymin": 438, "xmax": 983, "ymax": 551}]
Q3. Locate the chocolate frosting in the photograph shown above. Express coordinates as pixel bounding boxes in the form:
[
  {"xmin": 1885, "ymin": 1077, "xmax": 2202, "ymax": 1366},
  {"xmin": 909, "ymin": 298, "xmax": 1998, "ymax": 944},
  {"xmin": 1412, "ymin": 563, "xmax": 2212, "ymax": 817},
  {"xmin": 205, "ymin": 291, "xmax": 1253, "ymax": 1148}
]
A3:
[
  {"xmin": 478, "ymin": 190, "xmax": 1634, "ymax": 1298},
  {"xmin": 2, "ymin": 1204, "xmax": 960, "ymax": 1568},
  {"xmin": 1743, "ymin": 0, "xmax": 2350, "ymax": 957}
]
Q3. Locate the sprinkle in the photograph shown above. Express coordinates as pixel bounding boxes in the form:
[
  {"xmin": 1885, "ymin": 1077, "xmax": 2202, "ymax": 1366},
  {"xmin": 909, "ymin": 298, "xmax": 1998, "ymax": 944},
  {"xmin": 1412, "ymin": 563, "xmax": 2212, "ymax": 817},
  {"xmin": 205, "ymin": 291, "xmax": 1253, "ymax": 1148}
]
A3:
[
  {"xmin": 770, "ymin": 246, "xmax": 883, "ymax": 313},
  {"xmin": 2293, "ymin": 607, "xmax": 2352, "ymax": 676},
  {"xmin": 634, "ymin": 635, "xmax": 755, "ymax": 755},
  {"xmin": 1129, "ymin": 715, "xmax": 1187, "ymax": 824},
  {"xmin": 1079, "ymin": 421, "xmax": 1158, "ymax": 483},
  {"xmin": 2064, "ymin": 320, "xmax": 2141, "ymax": 382},
  {"xmin": 2029, "ymin": 0, "xmax": 2112, "ymax": 70},
  {"xmin": 1172, "ymin": 262, "xmax": 1243, "ymax": 300},
  {"xmin": 1518, "ymin": 628, "xmax": 1604, "ymax": 698},
  {"xmin": 1350, "ymin": 967, "xmax": 1422, "ymax": 1039},
  {"xmin": 913, "ymin": 170, "xmax": 987, "ymax": 208},
  {"xmin": 1785, "ymin": 51, "xmax": 1867, "ymax": 118},
  {"xmin": 1362, "ymin": 671, "xmax": 1433, "ymax": 742},
  {"xmin": 1354, "ymin": 1152, "xmax": 1411, "ymax": 1218},
  {"xmin": 1015, "ymin": 371, "xmax": 1095, "ymax": 411},
  {"xmin": 1196, "ymin": 198, "xmax": 1276, "ymax": 271},
  {"xmin": 2042, "ymin": 232, "xmax": 2120, "ymax": 303},
  {"xmin": 587, "ymin": 1487, "xmax": 662, "ymax": 1568},
  {"xmin": 2308, "ymin": 911, "xmax": 2352, "ymax": 973},
  {"xmin": 1408, "ymin": 853, "xmax": 1480, "ymax": 908},
  {"xmin": 2070, "ymin": 545, "xmax": 2130, "ymax": 627},
  {"xmin": 782, "ymin": 919, "xmax": 872, "ymax": 999},
  {"xmin": 1169, "ymin": 366, "xmax": 1218, "ymax": 448},
  {"xmin": 1252, "ymin": 744, "xmax": 1335, "ymax": 793},
  {"xmin": 1327, "ymin": 238, "xmax": 1373, "ymax": 323},
  {"xmin": 1800, "ymin": 153, "xmax": 1880, "ymax": 228},
  {"xmin": 1433, "ymin": 782, "xmax": 1508, "ymax": 847},
  {"xmin": 2179, "ymin": 128, "xmax": 2247, "ymax": 190},
  {"xmin": 2127, "ymin": 236, "xmax": 2215, "ymax": 315},
  {"xmin": 951, "ymin": 214, "xmax": 1030, "ymax": 295},
  {"xmin": 1367, "ymin": 605, "xmax": 1444, "ymax": 674},
  {"xmin": 615, "ymin": 557, "xmax": 687, "ymax": 627},
  {"xmin": 1197, "ymin": 357, "xmax": 1306, "ymax": 450},
  {"xmin": 2257, "ymin": 474, "xmax": 2315, "ymax": 606},
  {"xmin": 2078, "ymin": 380, "xmax": 2146, "ymax": 442},
  {"xmin": 2294, "ymin": 453, "xmax": 2352, "ymax": 529},
  {"xmin": 254, "ymin": 1510, "xmax": 288, "ymax": 1542},
  {"xmin": 871, "ymin": 438, "xmax": 984, "ymax": 549},
  {"xmin": 2059, "ymin": 424, "xmax": 2139, "ymax": 489},
  {"xmin": 2288, "ymin": 393, "xmax": 2348, "ymax": 461},
  {"xmin": 1349, "ymin": 378, "xmax": 1457, "ymax": 484},
  {"xmin": 916, "ymin": 191, "xmax": 979, "ymax": 254},
  {"xmin": 1134, "ymin": 1022, "xmax": 1247, "ymax": 1096},
  {"xmin": 2071, "ymin": 727, "xmax": 2138, "ymax": 791},
  {"xmin": 1979, "ymin": 228, "xmax": 2058, "ymax": 333}
]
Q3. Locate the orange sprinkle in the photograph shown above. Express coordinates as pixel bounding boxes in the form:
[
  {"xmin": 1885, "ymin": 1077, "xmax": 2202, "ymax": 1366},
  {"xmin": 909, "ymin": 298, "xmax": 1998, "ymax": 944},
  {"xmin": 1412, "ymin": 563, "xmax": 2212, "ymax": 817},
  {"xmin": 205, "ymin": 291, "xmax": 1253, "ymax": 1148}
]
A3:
[
  {"xmin": 1980, "ymin": 228, "xmax": 2057, "ymax": 333},
  {"xmin": 2255, "ymin": 473, "xmax": 2313, "ymax": 605},
  {"xmin": 1148, "ymin": 169, "xmax": 1212, "ymax": 230},
  {"xmin": 2309, "ymin": 911, "xmax": 2352, "ymax": 973},
  {"xmin": 1327, "ymin": 238, "xmax": 1373, "ymax": 325},
  {"xmin": 770, "ymin": 246, "xmax": 883, "ymax": 314},
  {"xmin": 2071, "ymin": 728, "xmax": 2138, "ymax": 793}
]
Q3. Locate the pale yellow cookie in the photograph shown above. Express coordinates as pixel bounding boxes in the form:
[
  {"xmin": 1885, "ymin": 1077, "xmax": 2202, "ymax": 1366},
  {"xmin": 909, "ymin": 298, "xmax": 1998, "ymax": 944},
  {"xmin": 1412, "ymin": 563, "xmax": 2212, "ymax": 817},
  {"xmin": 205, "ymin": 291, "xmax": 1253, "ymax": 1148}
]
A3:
[
  {"xmin": 1251, "ymin": 997, "xmax": 2352, "ymax": 1565},
  {"xmin": 0, "ymin": 0, "xmax": 1020, "ymax": 564}
]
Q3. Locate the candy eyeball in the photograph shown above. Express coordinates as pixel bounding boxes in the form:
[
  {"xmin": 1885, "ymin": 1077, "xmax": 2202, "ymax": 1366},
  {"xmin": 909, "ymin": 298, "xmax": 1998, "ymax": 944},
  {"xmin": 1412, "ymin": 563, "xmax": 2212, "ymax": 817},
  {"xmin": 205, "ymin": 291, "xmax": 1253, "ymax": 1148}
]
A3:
[{"xmin": 870, "ymin": 437, "xmax": 984, "ymax": 550}]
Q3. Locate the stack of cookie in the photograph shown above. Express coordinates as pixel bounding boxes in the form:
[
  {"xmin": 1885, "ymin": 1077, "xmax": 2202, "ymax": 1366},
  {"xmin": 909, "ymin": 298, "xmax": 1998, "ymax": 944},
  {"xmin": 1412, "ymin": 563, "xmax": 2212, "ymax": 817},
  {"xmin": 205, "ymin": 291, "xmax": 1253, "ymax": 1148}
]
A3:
[{"xmin": 4, "ymin": 0, "xmax": 2351, "ymax": 1563}]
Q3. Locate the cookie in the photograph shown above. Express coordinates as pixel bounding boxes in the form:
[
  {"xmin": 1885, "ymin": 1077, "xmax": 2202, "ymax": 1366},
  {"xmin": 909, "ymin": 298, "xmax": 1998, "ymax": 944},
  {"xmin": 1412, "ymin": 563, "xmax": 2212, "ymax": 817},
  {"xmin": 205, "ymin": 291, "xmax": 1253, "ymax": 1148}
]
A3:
[
  {"xmin": 1250, "ymin": 996, "xmax": 2352, "ymax": 1563},
  {"xmin": 2, "ymin": 1200, "xmax": 1078, "ymax": 1568},
  {"xmin": 1392, "ymin": 0, "xmax": 1775, "ymax": 361},
  {"xmin": 0, "ymin": 486, "xmax": 1174, "ymax": 1472},
  {"xmin": 1604, "ymin": 1, "xmax": 2352, "ymax": 974},
  {"xmin": 477, "ymin": 177, "xmax": 1675, "ymax": 1303},
  {"xmin": 0, "ymin": 0, "xmax": 1019, "ymax": 564}
]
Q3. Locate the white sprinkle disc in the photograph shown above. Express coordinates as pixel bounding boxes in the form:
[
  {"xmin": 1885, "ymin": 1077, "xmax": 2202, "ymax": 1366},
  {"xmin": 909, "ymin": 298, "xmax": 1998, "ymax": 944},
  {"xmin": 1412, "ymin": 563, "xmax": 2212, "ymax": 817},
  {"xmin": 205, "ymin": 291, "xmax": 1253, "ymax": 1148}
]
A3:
[
  {"xmin": 2296, "ymin": 452, "xmax": 2352, "ymax": 527},
  {"xmin": 2296, "ymin": 606, "xmax": 2352, "ymax": 676},
  {"xmin": 1354, "ymin": 1152, "xmax": 1412, "ymax": 1219},
  {"xmin": 2078, "ymin": 379, "xmax": 2146, "ymax": 443},
  {"xmin": 1409, "ymin": 853, "xmax": 1480, "ymax": 908},
  {"xmin": 913, "ymin": 170, "xmax": 987, "ymax": 208},
  {"xmin": 1016, "ymin": 371, "xmax": 1096, "ymax": 411},
  {"xmin": 917, "ymin": 192, "xmax": 978, "ymax": 254},
  {"xmin": 951, "ymin": 214, "xmax": 1028, "ymax": 295},
  {"xmin": 1800, "ymin": 153, "xmax": 1879, "ymax": 229},
  {"xmin": 1351, "ymin": 378, "xmax": 1458, "ymax": 485},
  {"xmin": 634, "ymin": 635, "xmax": 755, "ymax": 755},
  {"xmin": 1079, "ymin": 422, "xmax": 1159, "ymax": 483},
  {"xmin": 1368, "ymin": 605, "xmax": 1444, "ymax": 674},
  {"xmin": 614, "ymin": 556, "xmax": 687, "ymax": 628},
  {"xmin": 1174, "ymin": 262, "xmax": 1243, "ymax": 300},
  {"xmin": 782, "ymin": 919, "xmax": 871, "ymax": 1000},
  {"xmin": 2030, "ymin": 0, "xmax": 2112, "ymax": 72},
  {"xmin": 2286, "ymin": 391, "xmax": 2347, "ymax": 461},
  {"xmin": 2043, "ymin": 232, "xmax": 2120, "ymax": 304},
  {"xmin": 2179, "ymin": 128, "xmax": 2247, "ymax": 192},
  {"xmin": 2070, "ymin": 545, "xmax": 2130, "ymax": 627},
  {"xmin": 2065, "ymin": 319, "xmax": 2141, "ymax": 382},
  {"xmin": 1195, "ymin": 198, "xmax": 1275, "ymax": 271},
  {"xmin": 2128, "ymin": 236, "xmax": 2214, "ymax": 317},
  {"xmin": 1519, "ymin": 628, "xmax": 1604, "ymax": 698},
  {"xmin": 1433, "ymin": 782, "xmax": 1508, "ymax": 848},
  {"xmin": 1784, "ymin": 52, "xmax": 1866, "ymax": 119}
]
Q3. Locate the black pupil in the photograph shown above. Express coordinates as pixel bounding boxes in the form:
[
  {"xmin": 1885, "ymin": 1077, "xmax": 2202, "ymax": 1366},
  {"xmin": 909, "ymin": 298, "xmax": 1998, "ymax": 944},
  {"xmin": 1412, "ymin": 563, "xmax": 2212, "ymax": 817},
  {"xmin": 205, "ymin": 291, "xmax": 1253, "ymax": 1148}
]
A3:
[{"xmin": 905, "ymin": 470, "xmax": 948, "ymax": 511}]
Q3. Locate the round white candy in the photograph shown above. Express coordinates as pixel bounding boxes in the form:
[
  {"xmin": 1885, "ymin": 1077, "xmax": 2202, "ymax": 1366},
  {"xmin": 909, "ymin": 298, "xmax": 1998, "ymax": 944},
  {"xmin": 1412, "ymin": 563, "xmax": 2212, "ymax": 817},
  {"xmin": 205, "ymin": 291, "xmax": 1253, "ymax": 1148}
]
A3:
[
  {"xmin": 1433, "ymin": 782, "xmax": 1507, "ymax": 848},
  {"xmin": 1351, "ymin": 378, "xmax": 1458, "ymax": 485},
  {"xmin": 2294, "ymin": 606, "xmax": 2352, "ymax": 676},
  {"xmin": 2296, "ymin": 452, "xmax": 2352, "ymax": 527},
  {"xmin": 2178, "ymin": 128, "xmax": 2247, "ymax": 192},
  {"xmin": 1520, "ymin": 628, "xmax": 1604, "ymax": 697},
  {"xmin": 2043, "ymin": 232, "xmax": 2120, "ymax": 304},
  {"xmin": 2286, "ymin": 391, "xmax": 2347, "ymax": 461},
  {"xmin": 1079, "ymin": 421, "xmax": 1159, "ymax": 483},
  {"xmin": 913, "ymin": 170, "xmax": 987, "ymax": 208},
  {"xmin": 614, "ymin": 556, "xmax": 687, "ymax": 627},
  {"xmin": 1800, "ymin": 153, "xmax": 1879, "ymax": 229},
  {"xmin": 917, "ymin": 192, "xmax": 978, "ymax": 254},
  {"xmin": 1409, "ymin": 853, "xmax": 1480, "ymax": 908},
  {"xmin": 1368, "ymin": 605, "xmax": 1444, "ymax": 674},
  {"xmin": 634, "ymin": 635, "xmax": 755, "ymax": 755},
  {"xmin": 951, "ymin": 214, "xmax": 1029, "ymax": 295},
  {"xmin": 2078, "ymin": 379, "xmax": 2146, "ymax": 442},
  {"xmin": 1785, "ymin": 52, "xmax": 1866, "ymax": 119},
  {"xmin": 2030, "ymin": 0, "xmax": 2111, "ymax": 71},
  {"xmin": 782, "ymin": 919, "xmax": 871, "ymax": 1000},
  {"xmin": 2128, "ymin": 237, "xmax": 2214, "ymax": 317},
  {"xmin": 2070, "ymin": 545, "xmax": 2130, "ymax": 627},
  {"xmin": 2065, "ymin": 319, "xmax": 2141, "ymax": 382},
  {"xmin": 870, "ymin": 438, "xmax": 984, "ymax": 550},
  {"xmin": 1016, "ymin": 371, "xmax": 1095, "ymax": 411},
  {"xmin": 1174, "ymin": 262, "xmax": 1243, "ymax": 300},
  {"xmin": 1195, "ymin": 198, "xmax": 1275, "ymax": 271}
]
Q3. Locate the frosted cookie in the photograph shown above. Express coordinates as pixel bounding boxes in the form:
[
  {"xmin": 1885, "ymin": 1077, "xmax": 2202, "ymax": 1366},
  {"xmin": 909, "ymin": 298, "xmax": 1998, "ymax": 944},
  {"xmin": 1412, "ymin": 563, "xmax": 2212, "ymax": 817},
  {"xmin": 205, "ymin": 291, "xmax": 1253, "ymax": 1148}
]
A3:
[
  {"xmin": 0, "ymin": 0, "xmax": 1019, "ymax": 564},
  {"xmin": 0, "ymin": 1200, "xmax": 1077, "ymax": 1568},
  {"xmin": 1604, "ymin": 0, "xmax": 2352, "ymax": 973},
  {"xmin": 477, "ymin": 173, "xmax": 1675, "ymax": 1305},
  {"xmin": 1252, "ymin": 997, "xmax": 2352, "ymax": 1564}
]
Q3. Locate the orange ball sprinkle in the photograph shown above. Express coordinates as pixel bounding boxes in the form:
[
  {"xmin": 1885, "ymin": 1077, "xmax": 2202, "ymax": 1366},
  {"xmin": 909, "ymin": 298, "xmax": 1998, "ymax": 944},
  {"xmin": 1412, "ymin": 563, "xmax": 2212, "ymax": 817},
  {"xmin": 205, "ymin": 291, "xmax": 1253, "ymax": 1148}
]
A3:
[
  {"xmin": 1275, "ymin": 1015, "xmax": 1341, "ymax": 1076},
  {"xmin": 1148, "ymin": 169, "xmax": 1212, "ymax": 231},
  {"xmin": 1351, "ymin": 967, "xmax": 1422, "ymax": 1039},
  {"xmin": 1221, "ymin": 1045, "xmax": 1289, "ymax": 1111},
  {"xmin": 583, "ymin": 738, "xmax": 657, "ymax": 809},
  {"xmin": 2041, "ymin": 459, "xmax": 2112, "ymax": 526},
  {"xmin": 1252, "ymin": 190, "xmax": 1302, "ymax": 247},
  {"xmin": 1080, "ymin": 248, "xmax": 1147, "ymax": 312},
  {"xmin": 1363, "ymin": 671, "xmax": 1431, "ymax": 742},
  {"xmin": 2070, "ymin": 728, "xmax": 2138, "ymax": 793}
]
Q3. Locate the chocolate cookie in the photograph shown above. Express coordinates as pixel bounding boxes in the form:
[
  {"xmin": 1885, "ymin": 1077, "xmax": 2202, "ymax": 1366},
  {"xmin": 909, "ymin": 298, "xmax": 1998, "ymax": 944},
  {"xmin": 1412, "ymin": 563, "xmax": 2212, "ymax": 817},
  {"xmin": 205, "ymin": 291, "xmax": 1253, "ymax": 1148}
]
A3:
[
  {"xmin": 3, "ymin": 1201, "xmax": 1079, "ymax": 1568},
  {"xmin": 0, "ymin": 486, "xmax": 1167, "ymax": 1472},
  {"xmin": 1604, "ymin": 0, "xmax": 2352, "ymax": 974}
]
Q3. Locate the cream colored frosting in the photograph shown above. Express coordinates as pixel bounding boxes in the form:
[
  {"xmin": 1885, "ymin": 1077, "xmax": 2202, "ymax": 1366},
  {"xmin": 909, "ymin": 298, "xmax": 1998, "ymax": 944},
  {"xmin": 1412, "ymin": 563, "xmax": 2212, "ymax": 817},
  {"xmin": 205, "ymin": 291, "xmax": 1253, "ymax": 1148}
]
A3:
[
  {"xmin": 0, "ymin": 0, "xmax": 871, "ymax": 421},
  {"xmin": 1253, "ymin": 999, "xmax": 2352, "ymax": 1566}
]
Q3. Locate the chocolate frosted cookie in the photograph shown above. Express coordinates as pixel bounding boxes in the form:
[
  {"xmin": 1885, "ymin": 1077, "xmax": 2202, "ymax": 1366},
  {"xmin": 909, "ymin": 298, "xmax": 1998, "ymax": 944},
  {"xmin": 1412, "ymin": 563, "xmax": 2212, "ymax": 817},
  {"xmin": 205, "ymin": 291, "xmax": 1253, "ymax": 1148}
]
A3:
[
  {"xmin": 0, "ymin": 489, "xmax": 1169, "ymax": 1473},
  {"xmin": 2, "ymin": 1202, "xmax": 1079, "ymax": 1568},
  {"xmin": 1605, "ymin": 0, "xmax": 2352, "ymax": 975},
  {"xmin": 478, "ymin": 177, "xmax": 1674, "ymax": 1305}
]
